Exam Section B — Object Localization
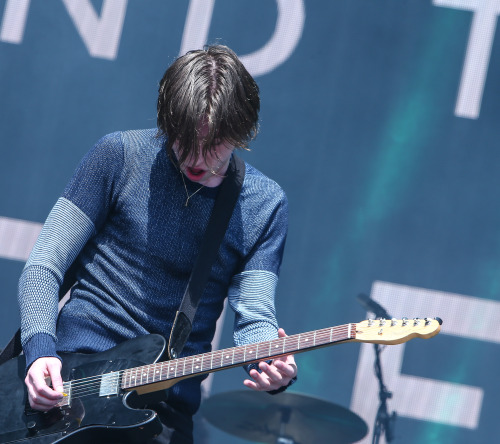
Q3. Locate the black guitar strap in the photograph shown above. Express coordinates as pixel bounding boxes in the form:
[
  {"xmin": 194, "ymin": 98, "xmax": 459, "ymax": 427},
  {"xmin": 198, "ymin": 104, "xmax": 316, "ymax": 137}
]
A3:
[
  {"xmin": 168, "ymin": 154, "xmax": 245, "ymax": 360},
  {"xmin": 0, "ymin": 155, "xmax": 245, "ymax": 366}
]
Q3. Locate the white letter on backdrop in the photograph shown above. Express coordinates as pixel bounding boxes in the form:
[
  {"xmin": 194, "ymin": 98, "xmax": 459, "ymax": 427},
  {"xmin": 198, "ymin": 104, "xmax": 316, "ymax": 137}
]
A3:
[
  {"xmin": 179, "ymin": 0, "xmax": 305, "ymax": 77},
  {"xmin": 350, "ymin": 281, "xmax": 494, "ymax": 443},
  {"xmin": 433, "ymin": 0, "xmax": 500, "ymax": 119},
  {"xmin": 0, "ymin": 0, "xmax": 31, "ymax": 44},
  {"xmin": 0, "ymin": 216, "xmax": 41, "ymax": 262},
  {"xmin": 179, "ymin": 0, "xmax": 216, "ymax": 57},
  {"xmin": 61, "ymin": 0, "xmax": 128, "ymax": 60}
]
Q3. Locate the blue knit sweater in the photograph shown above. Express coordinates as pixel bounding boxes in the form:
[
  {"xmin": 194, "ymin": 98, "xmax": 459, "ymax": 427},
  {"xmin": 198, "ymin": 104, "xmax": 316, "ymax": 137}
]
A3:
[{"xmin": 18, "ymin": 129, "xmax": 288, "ymax": 415}]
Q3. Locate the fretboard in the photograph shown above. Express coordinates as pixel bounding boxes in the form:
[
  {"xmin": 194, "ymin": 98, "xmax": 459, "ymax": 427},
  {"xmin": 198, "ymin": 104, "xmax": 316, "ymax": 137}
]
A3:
[{"xmin": 121, "ymin": 323, "xmax": 356, "ymax": 391}]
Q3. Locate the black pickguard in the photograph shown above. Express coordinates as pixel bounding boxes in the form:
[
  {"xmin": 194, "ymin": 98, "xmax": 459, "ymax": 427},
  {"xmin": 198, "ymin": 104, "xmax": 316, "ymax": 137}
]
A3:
[{"xmin": 0, "ymin": 334, "xmax": 166, "ymax": 443}]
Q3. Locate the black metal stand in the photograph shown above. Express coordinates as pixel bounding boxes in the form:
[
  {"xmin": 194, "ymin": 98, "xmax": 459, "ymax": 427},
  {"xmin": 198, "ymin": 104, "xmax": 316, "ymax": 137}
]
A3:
[
  {"xmin": 276, "ymin": 407, "xmax": 296, "ymax": 444},
  {"xmin": 372, "ymin": 343, "xmax": 396, "ymax": 444}
]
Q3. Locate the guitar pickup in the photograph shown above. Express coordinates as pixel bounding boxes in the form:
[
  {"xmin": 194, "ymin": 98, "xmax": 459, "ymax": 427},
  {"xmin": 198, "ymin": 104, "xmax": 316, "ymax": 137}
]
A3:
[{"xmin": 99, "ymin": 371, "xmax": 120, "ymax": 397}]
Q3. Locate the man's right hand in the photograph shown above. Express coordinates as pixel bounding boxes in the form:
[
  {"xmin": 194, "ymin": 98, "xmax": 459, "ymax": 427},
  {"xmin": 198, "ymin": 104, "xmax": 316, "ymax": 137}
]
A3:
[{"xmin": 25, "ymin": 357, "xmax": 64, "ymax": 411}]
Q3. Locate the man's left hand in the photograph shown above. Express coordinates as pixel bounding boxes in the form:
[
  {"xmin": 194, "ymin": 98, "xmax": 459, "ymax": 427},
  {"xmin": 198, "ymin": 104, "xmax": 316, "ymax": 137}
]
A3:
[{"xmin": 244, "ymin": 328, "xmax": 297, "ymax": 392}]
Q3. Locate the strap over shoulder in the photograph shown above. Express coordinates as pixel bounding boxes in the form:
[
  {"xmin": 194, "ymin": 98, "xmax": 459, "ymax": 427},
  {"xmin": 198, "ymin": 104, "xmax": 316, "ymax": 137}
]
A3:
[{"xmin": 168, "ymin": 154, "xmax": 245, "ymax": 360}]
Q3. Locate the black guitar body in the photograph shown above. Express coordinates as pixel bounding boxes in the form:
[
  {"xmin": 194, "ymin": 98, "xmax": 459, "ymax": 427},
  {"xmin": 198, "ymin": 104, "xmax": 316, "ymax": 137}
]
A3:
[{"xmin": 0, "ymin": 334, "xmax": 166, "ymax": 443}]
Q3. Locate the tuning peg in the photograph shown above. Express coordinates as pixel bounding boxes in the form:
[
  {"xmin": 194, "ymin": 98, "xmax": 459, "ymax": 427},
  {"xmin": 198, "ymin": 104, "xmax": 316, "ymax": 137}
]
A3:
[
  {"xmin": 391, "ymin": 318, "xmax": 398, "ymax": 326},
  {"xmin": 402, "ymin": 317, "xmax": 408, "ymax": 326},
  {"xmin": 413, "ymin": 318, "xmax": 421, "ymax": 326}
]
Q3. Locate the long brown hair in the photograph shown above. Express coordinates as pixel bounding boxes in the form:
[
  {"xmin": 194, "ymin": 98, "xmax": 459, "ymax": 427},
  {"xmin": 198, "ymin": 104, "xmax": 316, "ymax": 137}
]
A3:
[{"xmin": 157, "ymin": 45, "xmax": 260, "ymax": 165}]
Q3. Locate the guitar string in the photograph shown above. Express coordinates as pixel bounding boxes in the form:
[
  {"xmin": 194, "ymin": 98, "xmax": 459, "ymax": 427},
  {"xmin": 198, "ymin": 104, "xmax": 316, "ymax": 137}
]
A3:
[
  {"xmin": 58, "ymin": 321, "xmax": 430, "ymax": 400},
  {"xmin": 58, "ymin": 326, "xmax": 354, "ymax": 399},
  {"xmin": 59, "ymin": 326, "xmax": 353, "ymax": 398}
]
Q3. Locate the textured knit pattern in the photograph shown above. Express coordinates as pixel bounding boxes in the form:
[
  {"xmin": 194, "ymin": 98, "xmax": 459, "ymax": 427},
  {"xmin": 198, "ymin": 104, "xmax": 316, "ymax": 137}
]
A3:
[{"xmin": 18, "ymin": 128, "xmax": 288, "ymax": 415}]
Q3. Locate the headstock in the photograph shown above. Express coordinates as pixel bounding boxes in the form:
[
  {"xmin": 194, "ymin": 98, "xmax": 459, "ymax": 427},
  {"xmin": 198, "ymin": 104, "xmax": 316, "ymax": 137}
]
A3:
[{"xmin": 354, "ymin": 317, "xmax": 442, "ymax": 345}]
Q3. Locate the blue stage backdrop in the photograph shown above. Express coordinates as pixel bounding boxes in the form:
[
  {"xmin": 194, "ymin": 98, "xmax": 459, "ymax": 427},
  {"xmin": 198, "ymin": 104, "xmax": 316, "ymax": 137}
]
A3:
[{"xmin": 1, "ymin": 1, "xmax": 499, "ymax": 443}]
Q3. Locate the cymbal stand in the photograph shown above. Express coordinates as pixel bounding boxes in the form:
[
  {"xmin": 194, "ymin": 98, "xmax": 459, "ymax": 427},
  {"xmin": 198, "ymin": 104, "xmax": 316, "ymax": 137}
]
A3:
[
  {"xmin": 372, "ymin": 342, "xmax": 396, "ymax": 444},
  {"xmin": 276, "ymin": 407, "xmax": 296, "ymax": 444}
]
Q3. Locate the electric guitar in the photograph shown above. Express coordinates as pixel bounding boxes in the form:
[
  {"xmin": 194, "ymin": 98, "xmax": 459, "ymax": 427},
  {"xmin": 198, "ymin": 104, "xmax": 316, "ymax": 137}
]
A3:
[{"xmin": 0, "ymin": 317, "xmax": 441, "ymax": 443}]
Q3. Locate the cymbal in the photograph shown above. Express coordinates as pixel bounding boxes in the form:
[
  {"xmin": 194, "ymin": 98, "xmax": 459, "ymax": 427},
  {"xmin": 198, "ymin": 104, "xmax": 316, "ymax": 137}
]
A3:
[{"xmin": 200, "ymin": 390, "xmax": 368, "ymax": 444}]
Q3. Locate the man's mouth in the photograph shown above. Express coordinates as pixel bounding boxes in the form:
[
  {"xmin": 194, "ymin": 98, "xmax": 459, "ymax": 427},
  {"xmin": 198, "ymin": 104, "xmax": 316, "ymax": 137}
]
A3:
[{"xmin": 185, "ymin": 167, "xmax": 206, "ymax": 180}]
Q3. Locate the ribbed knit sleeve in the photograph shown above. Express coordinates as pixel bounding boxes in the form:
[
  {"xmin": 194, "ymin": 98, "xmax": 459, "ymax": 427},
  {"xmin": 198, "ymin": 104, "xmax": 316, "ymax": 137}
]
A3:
[
  {"xmin": 18, "ymin": 132, "xmax": 125, "ymax": 368},
  {"xmin": 228, "ymin": 175, "xmax": 288, "ymax": 346}
]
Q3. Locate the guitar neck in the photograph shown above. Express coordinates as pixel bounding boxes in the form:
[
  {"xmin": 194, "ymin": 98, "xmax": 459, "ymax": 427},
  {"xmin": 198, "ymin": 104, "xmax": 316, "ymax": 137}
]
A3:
[
  {"xmin": 121, "ymin": 324, "xmax": 355, "ymax": 392},
  {"xmin": 119, "ymin": 317, "xmax": 441, "ymax": 394}
]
